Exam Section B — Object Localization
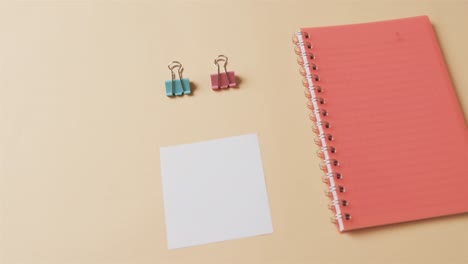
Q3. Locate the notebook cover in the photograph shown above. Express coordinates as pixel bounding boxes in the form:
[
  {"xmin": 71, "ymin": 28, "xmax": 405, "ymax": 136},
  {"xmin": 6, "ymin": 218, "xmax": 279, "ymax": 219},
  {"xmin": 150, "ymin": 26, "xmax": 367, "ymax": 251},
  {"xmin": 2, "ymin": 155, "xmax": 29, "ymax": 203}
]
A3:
[{"xmin": 297, "ymin": 16, "xmax": 468, "ymax": 231}]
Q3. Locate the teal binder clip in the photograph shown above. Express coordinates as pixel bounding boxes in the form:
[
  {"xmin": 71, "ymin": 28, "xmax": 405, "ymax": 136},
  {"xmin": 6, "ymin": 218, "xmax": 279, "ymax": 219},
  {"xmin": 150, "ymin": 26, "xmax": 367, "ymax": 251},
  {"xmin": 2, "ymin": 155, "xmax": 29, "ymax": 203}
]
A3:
[{"xmin": 166, "ymin": 61, "xmax": 191, "ymax": 97}]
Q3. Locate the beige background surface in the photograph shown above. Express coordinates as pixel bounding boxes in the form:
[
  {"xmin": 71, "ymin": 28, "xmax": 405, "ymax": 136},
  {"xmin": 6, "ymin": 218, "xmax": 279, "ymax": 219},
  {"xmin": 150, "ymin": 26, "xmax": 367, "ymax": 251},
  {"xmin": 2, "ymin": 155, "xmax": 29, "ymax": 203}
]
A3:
[{"xmin": 0, "ymin": 1, "xmax": 467, "ymax": 264}]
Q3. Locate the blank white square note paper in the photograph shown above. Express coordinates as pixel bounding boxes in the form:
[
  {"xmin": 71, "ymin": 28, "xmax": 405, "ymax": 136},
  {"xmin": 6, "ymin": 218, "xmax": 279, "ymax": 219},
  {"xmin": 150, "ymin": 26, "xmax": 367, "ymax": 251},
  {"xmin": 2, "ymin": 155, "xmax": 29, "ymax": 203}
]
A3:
[{"xmin": 159, "ymin": 134, "xmax": 273, "ymax": 249}]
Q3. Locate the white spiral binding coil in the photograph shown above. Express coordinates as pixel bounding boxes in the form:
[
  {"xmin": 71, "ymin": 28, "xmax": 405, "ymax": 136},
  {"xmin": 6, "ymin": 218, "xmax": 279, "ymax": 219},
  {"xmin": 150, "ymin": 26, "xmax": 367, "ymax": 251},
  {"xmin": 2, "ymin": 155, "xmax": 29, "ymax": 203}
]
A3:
[{"xmin": 294, "ymin": 31, "xmax": 350, "ymax": 231}]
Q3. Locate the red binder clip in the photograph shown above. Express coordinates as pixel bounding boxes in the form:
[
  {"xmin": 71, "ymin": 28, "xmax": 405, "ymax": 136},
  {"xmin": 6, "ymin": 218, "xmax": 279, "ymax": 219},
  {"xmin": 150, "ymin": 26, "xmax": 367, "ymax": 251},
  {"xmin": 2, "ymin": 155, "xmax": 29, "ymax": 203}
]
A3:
[{"xmin": 211, "ymin": 55, "xmax": 237, "ymax": 90}]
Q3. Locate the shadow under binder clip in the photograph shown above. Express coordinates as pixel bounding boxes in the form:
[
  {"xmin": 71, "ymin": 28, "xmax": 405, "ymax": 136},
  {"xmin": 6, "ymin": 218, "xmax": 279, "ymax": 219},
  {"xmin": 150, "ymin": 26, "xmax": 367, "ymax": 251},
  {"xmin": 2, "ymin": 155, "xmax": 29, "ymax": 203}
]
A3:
[
  {"xmin": 165, "ymin": 61, "xmax": 191, "ymax": 97},
  {"xmin": 211, "ymin": 55, "xmax": 237, "ymax": 90}
]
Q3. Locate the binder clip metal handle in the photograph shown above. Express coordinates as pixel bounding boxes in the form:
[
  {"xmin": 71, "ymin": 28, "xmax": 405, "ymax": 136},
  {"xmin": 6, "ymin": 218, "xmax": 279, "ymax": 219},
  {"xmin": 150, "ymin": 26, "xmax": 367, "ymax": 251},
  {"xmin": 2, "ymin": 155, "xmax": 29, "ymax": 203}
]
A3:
[
  {"xmin": 211, "ymin": 55, "xmax": 237, "ymax": 90},
  {"xmin": 168, "ymin": 61, "xmax": 185, "ymax": 95},
  {"xmin": 215, "ymin": 55, "xmax": 230, "ymax": 87}
]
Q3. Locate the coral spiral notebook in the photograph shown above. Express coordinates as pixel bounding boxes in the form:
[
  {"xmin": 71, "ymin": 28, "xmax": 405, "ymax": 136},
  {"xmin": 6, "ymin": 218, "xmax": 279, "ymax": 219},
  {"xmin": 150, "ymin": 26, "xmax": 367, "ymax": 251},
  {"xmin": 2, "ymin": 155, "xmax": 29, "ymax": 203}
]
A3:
[{"xmin": 292, "ymin": 16, "xmax": 468, "ymax": 232}]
